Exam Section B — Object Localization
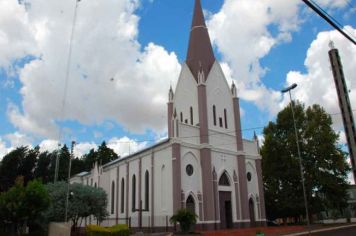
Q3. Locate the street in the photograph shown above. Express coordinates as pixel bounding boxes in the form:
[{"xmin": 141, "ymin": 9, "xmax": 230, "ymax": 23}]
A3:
[{"xmin": 310, "ymin": 225, "xmax": 356, "ymax": 236}]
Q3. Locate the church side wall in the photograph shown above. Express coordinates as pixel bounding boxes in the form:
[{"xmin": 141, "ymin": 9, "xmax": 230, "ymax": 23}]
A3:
[{"xmin": 153, "ymin": 146, "xmax": 173, "ymax": 227}]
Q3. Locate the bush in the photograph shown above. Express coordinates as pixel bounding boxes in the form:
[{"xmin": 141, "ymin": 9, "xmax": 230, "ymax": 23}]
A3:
[
  {"xmin": 86, "ymin": 224, "xmax": 130, "ymax": 236},
  {"xmin": 170, "ymin": 208, "xmax": 198, "ymax": 233}
]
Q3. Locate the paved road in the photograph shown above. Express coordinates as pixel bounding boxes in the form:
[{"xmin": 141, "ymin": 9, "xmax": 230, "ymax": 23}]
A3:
[{"xmin": 310, "ymin": 225, "xmax": 356, "ymax": 236}]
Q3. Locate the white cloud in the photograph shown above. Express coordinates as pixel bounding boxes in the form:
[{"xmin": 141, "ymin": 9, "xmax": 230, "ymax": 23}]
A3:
[
  {"xmin": 207, "ymin": 0, "xmax": 301, "ymax": 114},
  {"xmin": 2, "ymin": 0, "xmax": 180, "ymax": 139},
  {"xmin": 107, "ymin": 136, "xmax": 147, "ymax": 157},
  {"xmin": 73, "ymin": 141, "xmax": 97, "ymax": 158},
  {"xmin": 4, "ymin": 131, "xmax": 32, "ymax": 148},
  {"xmin": 0, "ymin": 0, "xmax": 37, "ymax": 69},
  {"xmin": 313, "ymin": 0, "xmax": 348, "ymax": 8},
  {"xmin": 282, "ymin": 27, "xmax": 356, "ymax": 130},
  {"xmin": 0, "ymin": 138, "xmax": 11, "ymax": 160},
  {"xmin": 207, "ymin": 0, "xmax": 351, "ymax": 116},
  {"xmin": 39, "ymin": 139, "xmax": 60, "ymax": 153}
]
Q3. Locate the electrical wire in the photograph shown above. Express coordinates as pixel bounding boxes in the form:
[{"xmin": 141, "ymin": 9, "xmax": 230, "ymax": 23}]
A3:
[{"xmin": 302, "ymin": 0, "xmax": 356, "ymax": 45}]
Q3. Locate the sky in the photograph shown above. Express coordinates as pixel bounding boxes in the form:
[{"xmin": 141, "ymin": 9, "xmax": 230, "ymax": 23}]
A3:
[{"xmin": 0, "ymin": 0, "xmax": 355, "ymax": 161}]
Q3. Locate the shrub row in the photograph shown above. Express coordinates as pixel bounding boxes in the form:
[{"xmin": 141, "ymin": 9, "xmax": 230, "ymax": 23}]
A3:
[{"xmin": 86, "ymin": 224, "xmax": 130, "ymax": 236}]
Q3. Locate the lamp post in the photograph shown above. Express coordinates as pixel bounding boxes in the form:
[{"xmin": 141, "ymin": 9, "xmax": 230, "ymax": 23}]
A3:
[{"xmin": 281, "ymin": 83, "xmax": 310, "ymax": 230}]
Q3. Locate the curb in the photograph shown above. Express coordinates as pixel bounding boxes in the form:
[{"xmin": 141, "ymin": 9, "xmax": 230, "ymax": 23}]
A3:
[{"xmin": 282, "ymin": 224, "xmax": 356, "ymax": 235}]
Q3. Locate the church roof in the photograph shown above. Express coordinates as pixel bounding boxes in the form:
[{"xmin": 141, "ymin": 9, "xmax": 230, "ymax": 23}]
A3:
[{"xmin": 186, "ymin": 0, "xmax": 215, "ymax": 82}]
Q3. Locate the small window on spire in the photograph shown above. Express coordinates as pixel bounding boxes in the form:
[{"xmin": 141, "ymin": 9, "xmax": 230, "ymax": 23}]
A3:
[
  {"xmin": 219, "ymin": 117, "xmax": 223, "ymax": 127},
  {"xmin": 224, "ymin": 109, "xmax": 228, "ymax": 129},
  {"xmin": 213, "ymin": 105, "xmax": 216, "ymax": 126},
  {"xmin": 190, "ymin": 107, "xmax": 193, "ymax": 125},
  {"xmin": 180, "ymin": 112, "xmax": 183, "ymax": 122}
]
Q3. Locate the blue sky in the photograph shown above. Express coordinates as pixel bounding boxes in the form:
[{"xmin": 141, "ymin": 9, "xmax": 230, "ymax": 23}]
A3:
[{"xmin": 0, "ymin": 0, "xmax": 355, "ymax": 158}]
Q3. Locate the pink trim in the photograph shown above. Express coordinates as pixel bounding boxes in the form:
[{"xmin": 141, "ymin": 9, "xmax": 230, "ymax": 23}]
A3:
[
  {"xmin": 167, "ymin": 102, "xmax": 173, "ymax": 138},
  {"xmin": 138, "ymin": 158, "xmax": 142, "ymax": 227},
  {"xmin": 151, "ymin": 151, "xmax": 155, "ymax": 227},
  {"xmin": 233, "ymin": 97, "xmax": 243, "ymax": 150},
  {"xmin": 237, "ymin": 156, "xmax": 250, "ymax": 220},
  {"xmin": 198, "ymin": 84, "xmax": 209, "ymax": 143},
  {"xmin": 172, "ymin": 143, "xmax": 182, "ymax": 213},
  {"xmin": 116, "ymin": 167, "xmax": 119, "ymax": 224},
  {"xmin": 126, "ymin": 162, "xmax": 129, "ymax": 219},
  {"xmin": 200, "ymin": 148, "xmax": 215, "ymax": 221},
  {"xmin": 233, "ymin": 171, "xmax": 241, "ymax": 220},
  {"xmin": 256, "ymin": 159, "xmax": 266, "ymax": 219}
]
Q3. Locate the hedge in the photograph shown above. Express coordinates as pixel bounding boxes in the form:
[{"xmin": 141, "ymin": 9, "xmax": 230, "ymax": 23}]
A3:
[{"xmin": 86, "ymin": 224, "xmax": 130, "ymax": 236}]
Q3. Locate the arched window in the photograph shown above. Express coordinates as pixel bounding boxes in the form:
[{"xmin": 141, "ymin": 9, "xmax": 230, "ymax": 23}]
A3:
[
  {"xmin": 213, "ymin": 105, "xmax": 217, "ymax": 126},
  {"xmin": 186, "ymin": 195, "xmax": 195, "ymax": 214},
  {"xmin": 190, "ymin": 107, "xmax": 193, "ymax": 125},
  {"xmin": 132, "ymin": 175, "xmax": 136, "ymax": 212},
  {"xmin": 180, "ymin": 112, "xmax": 183, "ymax": 122},
  {"xmin": 145, "ymin": 171, "xmax": 149, "ymax": 210},
  {"xmin": 111, "ymin": 181, "xmax": 115, "ymax": 214},
  {"xmin": 219, "ymin": 171, "xmax": 230, "ymax": 186},
  {"xmin": 94, "ymin": 182, "xmax": 97, "ymax": 188},
  {"xmin": 224, "ymin": 109, "xmax": 228, "ymax": 129},
  {"xmin": 121, "ymin": 178, "xmax": 125, "ymax": 213}
]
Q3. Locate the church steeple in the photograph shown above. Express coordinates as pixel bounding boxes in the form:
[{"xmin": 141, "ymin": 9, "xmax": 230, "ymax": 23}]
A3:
[{"xmin": 186, "ymin": 0, "xmax": 215, "ymax": 82}]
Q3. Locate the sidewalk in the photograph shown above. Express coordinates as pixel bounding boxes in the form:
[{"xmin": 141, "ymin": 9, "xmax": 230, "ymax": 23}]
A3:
[{"xmin": 201, "ymin": 223, "xmax": 356, "ymax": 236}]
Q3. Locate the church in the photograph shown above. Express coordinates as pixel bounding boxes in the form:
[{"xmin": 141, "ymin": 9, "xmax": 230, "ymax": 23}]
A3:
[{"xmin": 71, "ymin": 0, "xmax": 266, "ymax": 230}]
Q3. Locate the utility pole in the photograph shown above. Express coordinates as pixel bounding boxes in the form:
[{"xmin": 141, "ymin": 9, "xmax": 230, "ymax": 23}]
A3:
[
  {"xmin": 328, "ymin": 43, "xmax": 356, "ymax": 182},
  {"xmin": 65, "ymin": 141, "xmax": 76, "ymax": 222}
]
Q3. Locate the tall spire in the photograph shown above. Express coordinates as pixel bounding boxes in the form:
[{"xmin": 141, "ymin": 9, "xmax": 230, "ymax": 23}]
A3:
[{"xmin": 186, "ymin": 0, "xmax": 215, "ymax": 82}]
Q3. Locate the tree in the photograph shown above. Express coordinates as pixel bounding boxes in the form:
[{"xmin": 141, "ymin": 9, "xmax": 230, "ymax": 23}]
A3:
[
  {"xmin": 170, "ymin": 209, "xmax": 197, "ymax": 233},
  {"xmin": 261, "ymin": 102, "xmax": 350, "ymax": 222},
  {"xmin": 0, "ymin": 177, "xmax": 50, "ymax": 234},
  {"xmin": 44, "ymin": 182, "xmax": 108, "ymax": 228},
  {"xmin": 0, "ymin": 147, "xmax": 33, "ymax": 192},
  {"xmin": 34, "ymin": 151, "xmax": 53, "ymax": 184},
  {"xmin": 82, "ymin": 142, "xmax": 118, "ymax": 172}
]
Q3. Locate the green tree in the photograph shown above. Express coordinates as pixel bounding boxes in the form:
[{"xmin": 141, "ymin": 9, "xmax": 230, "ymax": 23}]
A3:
[
  {"xmin": 45, "ymin": 182, "xmax": 108, "ymax": 228},
  {"xmin": 170, "ymin": 209, "xmax": 197, "ymax": 233},
  {"xmin": 0, "ymin": 177, "xmax": 50, "ymax": 234},
  {"xmin": 82, "ymin": 142, "xmax": 118, "ymax": 172},
  {"xmin": 0, "ymin": 146, "xmax": 36, "ymax": 192},
  {"xmin": 34, "ymin": 151, "xmax": 53, "ymax": 184},
  {"xmin": 261, "ymin": 102, "xmax": 350, "ymax": 222}
]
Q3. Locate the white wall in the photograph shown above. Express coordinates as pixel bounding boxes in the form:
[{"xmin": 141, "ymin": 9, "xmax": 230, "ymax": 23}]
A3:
[
  {"xmin": 212, "ymin": 151, "xmax": 239, "ymax": 222},
  {"xmin": 173, "ymin": 63, "xmax": 199, "ymax": 126},
  {"xmin": 206, "ymin": 62, "xmax": 235, "ymax": 136},
  {"xmin": 246, "ymin": 159, "xmax": 260, "ymax": 220}
]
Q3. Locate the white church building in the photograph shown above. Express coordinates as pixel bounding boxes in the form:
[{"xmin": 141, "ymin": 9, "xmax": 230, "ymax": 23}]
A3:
[{"xmin": 71, "ymin": 0, "xmax": 266, "ymax": 230}]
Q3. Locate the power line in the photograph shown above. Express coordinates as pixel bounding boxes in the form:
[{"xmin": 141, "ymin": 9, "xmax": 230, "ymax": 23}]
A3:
[{"xmin": 302, "ymin": 0, "xmax": 356, "ymax": 45}]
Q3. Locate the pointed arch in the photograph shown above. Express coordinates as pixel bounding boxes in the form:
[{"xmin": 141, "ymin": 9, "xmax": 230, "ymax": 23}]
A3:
[
  {"xmin": 186, "ymin": 195, "xmax": 196, "ymax": 214},
  {"xmin": 219, "ymin": 171, "xmax": 231, "ymax": 186}
]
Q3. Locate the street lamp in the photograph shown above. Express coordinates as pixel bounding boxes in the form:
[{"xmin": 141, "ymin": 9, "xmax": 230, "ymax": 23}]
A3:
[{"xmin": 281, "ymin": 83, "xmax": 310, "ymax": 230}]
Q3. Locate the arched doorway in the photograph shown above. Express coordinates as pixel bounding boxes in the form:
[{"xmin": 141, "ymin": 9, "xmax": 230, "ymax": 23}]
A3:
[
  {"xmin": 218, "ymin": 171, "xmax": 233, "ymax": 229},
  {"xmin": 249, "ymin": 198, "xmax": 256, "ymax": 227},
  {"xmin": 186, "ymin": 195, "xmax": 195, "ymax": 214}
]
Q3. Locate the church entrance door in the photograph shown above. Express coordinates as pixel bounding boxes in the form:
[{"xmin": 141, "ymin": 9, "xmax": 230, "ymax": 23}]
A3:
[{"xmin": 219, "ymin": 191, "xmax": 233, "ymax": 229}]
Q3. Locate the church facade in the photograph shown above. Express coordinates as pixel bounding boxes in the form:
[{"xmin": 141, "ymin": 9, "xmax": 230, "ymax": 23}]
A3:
[{"xmin": 71, "ymin": 0, "xmax": 266, "ymax": 230}]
